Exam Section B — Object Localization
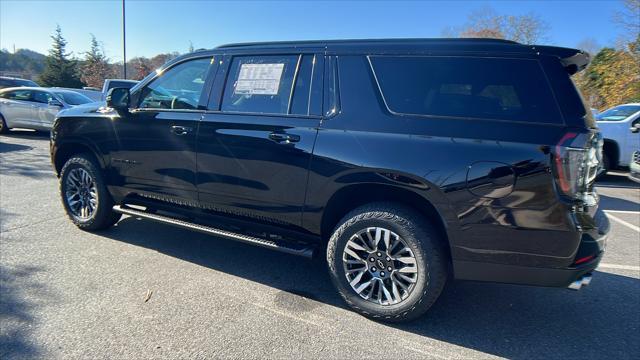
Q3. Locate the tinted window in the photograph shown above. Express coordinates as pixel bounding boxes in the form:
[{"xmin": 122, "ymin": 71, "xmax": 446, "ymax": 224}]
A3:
[
  {"xmin": 0, "ymin": 79, "xmax": 13, "ymax": 88},
  {"xmin": 221, "ymin": 55, "xmax": 299, "ymax": 115},
  {"xmin": 53, "ymin": 91, "xmax": 93, "ymax": 105},
  {"xmin": 370, "ymin": 56, "xmax": 563, "ymax": 124},
  {"xmin": 597, "ymin": 105, "xmax": 640, "ymax": 121},
  {"xmin": 289, "ymin": 55, "xmax": 315, "ymax": 115},
  {"xmin": 4, "ymin": 89, "xmax": 32, "ymax": 101},
  {"xmin": 14, "ymin": 79, "xmax": 39, "ymax": 87},
  {"xmin": 139, "ymin": 58, "xmax": 211, "ymax": 110},
  {"xmin": 32, "ymin": 91, "xmax": 53, "ymax": 104}
]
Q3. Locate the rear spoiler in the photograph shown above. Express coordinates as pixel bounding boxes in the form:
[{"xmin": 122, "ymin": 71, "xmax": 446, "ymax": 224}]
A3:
[{"xmin": 533, "ymin": 45, "xmax": 590, "ymax": 75}]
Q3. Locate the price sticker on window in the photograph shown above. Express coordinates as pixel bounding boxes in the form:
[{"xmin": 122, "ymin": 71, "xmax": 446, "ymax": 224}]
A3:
[{"xmin": 234, "ymin": 63, "xmax": 285, "ymax": 95}]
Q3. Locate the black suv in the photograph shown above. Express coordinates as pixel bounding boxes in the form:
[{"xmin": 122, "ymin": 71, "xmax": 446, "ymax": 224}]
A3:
[{"xmin": 51, "ymin": 39, "xmax": 609, "ymax": 322}]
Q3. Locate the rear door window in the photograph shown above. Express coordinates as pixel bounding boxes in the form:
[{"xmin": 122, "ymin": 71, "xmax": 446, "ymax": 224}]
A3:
[
  {"xmin": 369, "ymin": 56, "xmax": 563, "ymax": 124},
  {"xmin": 221, "ymin": 54, "xmax": 315, "ymax": 116},
  {"xmin": 5, "ymin": 89, "xmax": 32, "ymax": 101},
  {"xmin": 32, "ymin": 90, "xmax": 53, "ymax": 104}
]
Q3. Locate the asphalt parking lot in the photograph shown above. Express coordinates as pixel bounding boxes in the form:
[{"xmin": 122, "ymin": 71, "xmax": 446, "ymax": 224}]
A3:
[{"xmin": 1, "ymin": 130, "xmax": 639, "ymax": 359}]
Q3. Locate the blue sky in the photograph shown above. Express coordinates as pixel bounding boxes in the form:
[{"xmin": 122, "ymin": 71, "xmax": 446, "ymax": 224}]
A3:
[{"xmin": 0, "ymin": 0, "xmax": 630, "ymax": 62}]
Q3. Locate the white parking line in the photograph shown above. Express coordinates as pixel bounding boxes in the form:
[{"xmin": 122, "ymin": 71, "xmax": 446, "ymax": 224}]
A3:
[
  {"xmin": 598, "ymin": 263, "xmax": 640, "ymax": 271},
  {"xmin": 604, "ymin": 212, "xmax": 640, "ymax": 232},
  {"xmin": 604, "ymin": 210, "xmax": 640, "ymax": 214}
]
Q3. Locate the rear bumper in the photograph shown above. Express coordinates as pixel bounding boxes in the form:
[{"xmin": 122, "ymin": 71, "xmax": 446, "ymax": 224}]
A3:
[{"xmin": 454, "ymin": 209, "xmax": 610, "ymax": 288}]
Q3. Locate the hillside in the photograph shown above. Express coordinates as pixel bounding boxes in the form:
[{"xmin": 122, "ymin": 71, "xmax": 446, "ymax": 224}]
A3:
[{"xmin": 0, "ymin": 49, "xmax": 46, "ymax": 80}]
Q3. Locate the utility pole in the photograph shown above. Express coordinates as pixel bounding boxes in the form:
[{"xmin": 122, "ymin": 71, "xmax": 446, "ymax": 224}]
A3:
[{"xmin": 122, "ymin": 0, "xmax": 127, "ymax": 79}]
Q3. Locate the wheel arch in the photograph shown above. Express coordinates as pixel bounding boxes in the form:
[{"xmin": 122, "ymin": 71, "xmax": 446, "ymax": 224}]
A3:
[
  {"xmin": 602, "ymin": 138, "xmax": 620, "ymax": 168},
  {"xmin": 53, "ymin": 140, "xmax": 105, "ymax": 177},
  {"xmin": 320, "ymin": 183, "xmax": 454, "ymax": 261}
]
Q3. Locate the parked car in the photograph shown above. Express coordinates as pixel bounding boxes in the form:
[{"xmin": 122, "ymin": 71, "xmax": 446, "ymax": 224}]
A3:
[
  {"xmin": 101, "ymin": 79, "xmax": 138, "ymax": 100},
  {"xmin": 0, "ymin": 76, "xmax": 39, "ymax": 89},
  {"xmin": 629, "ymin": 124, "xmax": 640, "ymax": 183},
  {"xmin": 50, "ymin": 39, "xmax": 608, "ymax": 322},
  {"xmin": 596, "ymin": 103, "xmax": 640, "ymax": 171},
  {"xmin": 0, "ymin": 87, "xmax": 93, "ymax": 132},
  {"xmin": 630, "ymin": 151, "xmax": 640, "ymax": 183},
  {"xmin": 52, "ymin": 87, "xmax": 103, "ymax": 102}
]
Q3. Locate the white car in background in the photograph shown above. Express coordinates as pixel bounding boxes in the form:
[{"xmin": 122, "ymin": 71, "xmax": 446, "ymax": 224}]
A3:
[
  {"xmin": 0, "ymin": 87, "xmax": 94, "ymax": 133},
  {"xmin": 596, "ymin": 103, "xmax": 640, "ymax": 171},
  {"xmin": 101, "ymin": 79, "xmax": 138, "ymax": 100}
]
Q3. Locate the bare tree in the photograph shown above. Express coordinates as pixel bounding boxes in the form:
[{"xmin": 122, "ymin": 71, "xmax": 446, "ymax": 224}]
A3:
[
  {"xmin": 452, "ymin": 6, "xmax": 550, "ymax": 44},
  {"xmin": 502, "ymin": 13, "xmax": 549, "ymax": 44},
  {"xmin": 614, "ymin": 0, "xmax": 640, "ymax": 36}
]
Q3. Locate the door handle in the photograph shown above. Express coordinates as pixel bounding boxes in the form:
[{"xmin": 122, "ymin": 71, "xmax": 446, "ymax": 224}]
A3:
[
  {"xmin": 170, "ymin": 125, "xmax": 192, "ymax": 136},
  {"xmin": 269, "ymin": 132, "xmax": 300, "ymax": 143}
]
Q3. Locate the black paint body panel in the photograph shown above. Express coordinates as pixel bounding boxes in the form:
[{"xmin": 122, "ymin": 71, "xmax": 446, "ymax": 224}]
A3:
[{"xmin": 50, "ymin": 39, "xmax": 607, "ymax": 287}]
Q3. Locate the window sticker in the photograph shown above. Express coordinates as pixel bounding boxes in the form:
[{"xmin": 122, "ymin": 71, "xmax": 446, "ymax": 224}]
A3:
[{"xmin": 234, "ymin": 63, "xmax": 285, "ymax": 95}]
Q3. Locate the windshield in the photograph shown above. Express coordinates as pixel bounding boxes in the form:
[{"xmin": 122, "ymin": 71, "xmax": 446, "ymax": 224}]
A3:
[
  {"xmin": 54, "ymin": 91, "xmax": 93, "ymax": 105},
  {"xmin": 596, "ymin": 105, "xmax": 640, "ymax": 121}
]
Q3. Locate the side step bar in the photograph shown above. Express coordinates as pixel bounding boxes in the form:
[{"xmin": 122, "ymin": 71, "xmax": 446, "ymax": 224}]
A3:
[{"xmin": 113, "ymin": 205, "xmax": 315, "ymax": 258}]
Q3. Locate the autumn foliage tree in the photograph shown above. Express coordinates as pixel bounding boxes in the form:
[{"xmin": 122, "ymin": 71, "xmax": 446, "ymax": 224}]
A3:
[{"xmin": 573, "ymin": 0, "xmax": 640, "ymax": 110}]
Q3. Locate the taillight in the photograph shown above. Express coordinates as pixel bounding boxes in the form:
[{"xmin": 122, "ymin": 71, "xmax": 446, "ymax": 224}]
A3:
[{"xmin": 553, "ymin": 132, "xmax": 601, "ymax": 200}]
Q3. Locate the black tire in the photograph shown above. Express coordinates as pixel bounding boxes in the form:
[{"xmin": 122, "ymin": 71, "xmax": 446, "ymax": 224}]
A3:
[
  {"xmin": 597, "ymin": 153, "xmax": 611, "ymax": 180},
  {"xmin": 59, "ymin": 153, "xmax": 121, "ymax": 231},
  {"xmin": 327, "ymin": 202, "xmax": 448, "ymax": 322},
  {"xmin": 0, "ymin": 114, "xmax": 8, "ymax": 134},
  {"xmin": 602, "ymin": 153, "xmax": 611, "ymax": 173}
]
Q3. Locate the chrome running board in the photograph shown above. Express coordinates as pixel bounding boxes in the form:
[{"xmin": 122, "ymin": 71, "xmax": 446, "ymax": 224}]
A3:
[{"xmin": 113, "ymin": 205, "xmax": 315, "ymax": 258}]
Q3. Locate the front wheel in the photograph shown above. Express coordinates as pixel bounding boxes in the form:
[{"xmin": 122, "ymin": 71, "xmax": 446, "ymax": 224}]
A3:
[
  {"xmin": 327, "ymin": 203, "xmax": 448, "ymax": 322},
  {"xmin": 59, "ymin": 154, "xmax": 121, "ymax": 231},
  {"xmin": 0, "ymin": 114, "xmax": 8, "ymax": 134}
]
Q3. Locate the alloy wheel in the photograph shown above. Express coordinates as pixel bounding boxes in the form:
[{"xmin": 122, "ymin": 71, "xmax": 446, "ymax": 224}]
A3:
[
  {"xmin": 65, "ymin": 168, "xmax": 98, "ymax": 220},
  {"xmin": 342, "ymin": 227, "xmax": 418, "ymax": 305}
]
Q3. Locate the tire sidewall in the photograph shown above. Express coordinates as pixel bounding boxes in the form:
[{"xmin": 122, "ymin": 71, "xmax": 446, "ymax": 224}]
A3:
[
  {"xmin": 59, "ymin": 155, "xmax": 112, "ymax": 229},
  {"xmin": 328, "ymin": 206, "xmax": 443, "ymax": 321},
  {"xmin": 0, "ymin": 115, "xmax": 7, "ymax": 133}
]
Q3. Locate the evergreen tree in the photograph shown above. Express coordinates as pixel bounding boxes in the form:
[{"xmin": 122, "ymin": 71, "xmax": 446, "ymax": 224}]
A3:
[
  {"xmin": 81, "ymin": 34, "xmax": 113, "ymax": 88},
  {"xmin": 39, "ymin": 25, "xmax": 84, "ymax": 87}
]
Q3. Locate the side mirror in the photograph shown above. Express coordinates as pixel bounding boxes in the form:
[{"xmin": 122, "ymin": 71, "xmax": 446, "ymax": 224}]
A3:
[
  {"xmin": 631, "ymin": 123, "xmax": 640, "ymax": 133},
  {"xmin": 106, "ymin": 87, "xmax": 130, "ymax": 113},
  {"xmin": 48, "ymin": 98, "xmax": 63, "ymax": 107}
]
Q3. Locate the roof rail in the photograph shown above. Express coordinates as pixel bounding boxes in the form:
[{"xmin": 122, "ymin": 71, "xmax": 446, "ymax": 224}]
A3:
[{"xmin": 216, "ymin": 38, "xmax": 520, "ymax": 49}]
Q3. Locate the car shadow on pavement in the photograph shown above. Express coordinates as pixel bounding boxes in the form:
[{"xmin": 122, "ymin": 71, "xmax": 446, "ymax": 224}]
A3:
[
  {"xmin": 0, "ymin": 143, "xmax": 32, "ymax": 154},
  {"xmin": 597, "ymin": 172, "xmax": 640, "ymax": 189},
  {"xmin": 599, "ymin": 194, "xmax": 640, "ymax": 212},
  {"xmin": 100, "ymin": 217, "xmax": 640, "ymax": 359},
  {"xmin": 0, "ymin": 137, "xmax": 54, "ymax": 179},
  {"xmin": 0, "ymin": 130, "xmax": 50, "ymax": 141}
]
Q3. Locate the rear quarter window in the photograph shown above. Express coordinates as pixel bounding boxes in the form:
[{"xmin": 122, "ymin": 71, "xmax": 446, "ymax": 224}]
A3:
[{"xmin": 369, "ymin": 56, "xmax": 563, "ymax": 124}]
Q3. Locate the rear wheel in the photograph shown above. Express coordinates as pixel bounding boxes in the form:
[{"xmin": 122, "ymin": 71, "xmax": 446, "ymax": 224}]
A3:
[
  {"xmin": 59, "ymin": 154, "xmax": 121, "ymax": 230},
  {"xmin": 597, "ymin": 153, "xmax": 611, "ymax": 180},
  {"xmin": 327, "ymin": 202, "xmax": 448, "ymax": 322}
]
